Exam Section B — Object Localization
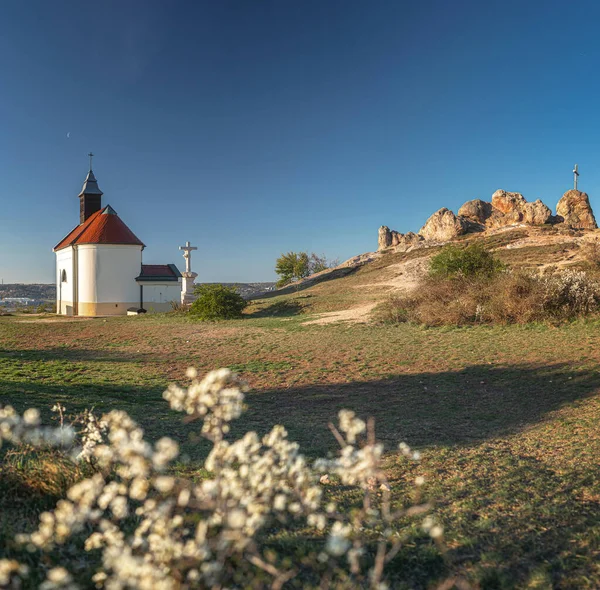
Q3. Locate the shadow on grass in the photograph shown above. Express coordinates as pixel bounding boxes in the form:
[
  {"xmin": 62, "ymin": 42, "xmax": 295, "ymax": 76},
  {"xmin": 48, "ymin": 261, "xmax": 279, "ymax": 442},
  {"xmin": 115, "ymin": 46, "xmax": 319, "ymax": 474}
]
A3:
[
  {"xmin": 421, "ymin": 445, "xmax": 600, "ymax": 588},
  {"xmin": 0, "ymin": 347, "xmax": 153, "ymax": 363},
  {"xmin": 234, "ymin": 362, "xmax": 600, "ymax": 455},
  {"xmin": 3, "ymin": 361, "xmax": 598, "ymax": 459},
  {"xmin": 245, "ymin": 300, "xmax": 305, "ymax": 318},
  {"xmin": 236, "ymin": 362, "xmax": 600, "ymax": 588},
  {"xmin": 251, "ymin": 265, "xmax": 360, "ymax": 300},
  {"xmin": 2, "ymin": 362, "xmax": 600, "ymax": 587},
  {"xmin": 0, "ymin": 378, "xmax": 211, "ymax": 462}
]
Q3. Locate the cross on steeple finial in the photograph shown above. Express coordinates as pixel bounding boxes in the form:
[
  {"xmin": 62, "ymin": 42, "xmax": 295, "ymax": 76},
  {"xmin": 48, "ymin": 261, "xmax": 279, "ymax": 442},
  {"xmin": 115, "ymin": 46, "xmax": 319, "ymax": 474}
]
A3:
[{"xmin": 88, "ymin": 152, "xmax": 94, "ymax": 171}]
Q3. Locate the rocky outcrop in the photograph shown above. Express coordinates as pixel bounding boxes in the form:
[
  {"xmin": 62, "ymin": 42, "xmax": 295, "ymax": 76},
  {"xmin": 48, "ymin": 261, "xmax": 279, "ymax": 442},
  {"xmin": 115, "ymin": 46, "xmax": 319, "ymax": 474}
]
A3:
[
  {"xmin": 392, "ymin": 231, "xmax": 423, "ymax": 251},
  {"xmin": 378, "ymin": 226, "xmax": 424, "ymax": 251},
  {"xmin": 556, "ymin": 190, "xmax": 598, "ymax": 229},
  {"xmin": 488, "ymin": 190, "xmax": 552, "ymax": 226},
  {"xmin": 491, "ymin": 190, "xmax": 527, "ymax": 215},
  {"xmin": 419, "ymin": 208, "xmax": 470, "ymax": 242},
  {"xmin": 379, "ymin": 187, "xmax": 596, "ymax": 251},
  {"xmin": 378, "ymin": 226, "xmax": 393, "ymax": 250},
  {"xmin": 457, "ymin": 199, "xmax": 493, "ymax": 224},
  {"xmin": 523, "ymin": 200, "xmax": 552, "ymax": 225}
]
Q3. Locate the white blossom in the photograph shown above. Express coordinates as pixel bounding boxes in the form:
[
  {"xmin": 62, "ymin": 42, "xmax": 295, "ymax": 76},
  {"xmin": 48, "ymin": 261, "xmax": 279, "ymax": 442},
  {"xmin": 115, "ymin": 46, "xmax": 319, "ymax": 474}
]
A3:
[
  {"xmin": 6, "ymin": 368, "xmax": 434, "ymax": 589},
  {"xmin": 338, "ymin": 409, "xmax": 366, "ymax": 444},
  {"xmin": 0, "ymin": 559, "xmax": 28, "ymax": 587},
  {"xmin": 326, "ymin": 522, "xmax": 352, "ymax": 556},
  {"xmin": 39, "ymin": 567, "xmax": 78, "ymax": 590}
]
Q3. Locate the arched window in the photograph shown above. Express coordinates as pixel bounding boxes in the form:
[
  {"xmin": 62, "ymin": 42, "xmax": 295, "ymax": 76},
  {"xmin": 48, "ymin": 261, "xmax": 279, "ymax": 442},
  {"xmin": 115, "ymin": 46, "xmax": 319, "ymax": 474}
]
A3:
[{"xmin": 61, "ymin": 269, "xmax": 67, "ymax": 283}]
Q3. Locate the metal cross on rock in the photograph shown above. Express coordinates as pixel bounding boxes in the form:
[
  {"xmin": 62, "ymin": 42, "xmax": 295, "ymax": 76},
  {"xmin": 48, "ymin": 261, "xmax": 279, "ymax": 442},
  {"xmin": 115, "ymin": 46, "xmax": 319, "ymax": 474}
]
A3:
[{"xmin": 573, "ymin": 164, "xmax": 579, "ymax": 190}]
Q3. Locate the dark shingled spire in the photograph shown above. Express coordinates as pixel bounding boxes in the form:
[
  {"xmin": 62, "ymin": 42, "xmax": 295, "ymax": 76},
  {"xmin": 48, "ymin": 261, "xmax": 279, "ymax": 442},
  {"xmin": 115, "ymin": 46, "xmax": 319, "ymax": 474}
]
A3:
[
  {"xmin": 78, "ymin": 169, "xmax": 103, "ymax": 224},
  {"xmin": 78, "ymin": 170, "xmax": 103, "ymax": 197}
]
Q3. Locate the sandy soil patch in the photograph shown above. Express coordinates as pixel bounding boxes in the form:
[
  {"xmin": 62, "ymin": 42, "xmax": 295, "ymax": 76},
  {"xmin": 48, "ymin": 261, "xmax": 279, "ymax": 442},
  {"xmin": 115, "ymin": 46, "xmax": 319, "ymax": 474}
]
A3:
[
  {"xmin": 187, "ymin": 326, "xmax": 248, "ymax": 339},
  {"xmin": 358, "ymin": 257, "xmax": 431, "ymax": 292},
  {"xmin": 12, "ymin": 316, "xmax": 96, "ymax": 323},
  {"xmin": 303, "ymin": 302, "xmax": 377, "ymax": 325}
]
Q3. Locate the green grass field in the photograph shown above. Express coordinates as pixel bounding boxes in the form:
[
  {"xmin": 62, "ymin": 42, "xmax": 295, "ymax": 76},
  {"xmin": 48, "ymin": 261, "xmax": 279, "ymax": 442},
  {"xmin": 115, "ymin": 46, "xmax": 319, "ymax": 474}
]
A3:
[{"xmin": 1, "ymin": 309, "xmax": 600, "ymax": 588}]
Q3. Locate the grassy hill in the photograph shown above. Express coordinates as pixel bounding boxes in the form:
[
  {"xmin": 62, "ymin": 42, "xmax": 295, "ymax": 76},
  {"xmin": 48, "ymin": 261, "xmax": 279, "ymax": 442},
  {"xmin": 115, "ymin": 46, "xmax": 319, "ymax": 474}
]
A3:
[
  {"xmin": 2, "ymin": 227, "xmax": 600, "ymax": 588},
  {"xmin": 249, "ymin": 225, "xmax": 600, "ymax": 324}
]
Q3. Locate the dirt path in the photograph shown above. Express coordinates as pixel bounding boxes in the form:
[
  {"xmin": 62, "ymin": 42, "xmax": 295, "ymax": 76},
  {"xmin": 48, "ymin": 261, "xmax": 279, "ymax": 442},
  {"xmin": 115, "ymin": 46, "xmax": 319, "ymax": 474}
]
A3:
[
  {"xmin": 303, "ymin": 302, "xmax": 377, "ymax": 325},
  {"xmin": 358, "ymin": 256, "xmax": 431, "ymax": 291}
]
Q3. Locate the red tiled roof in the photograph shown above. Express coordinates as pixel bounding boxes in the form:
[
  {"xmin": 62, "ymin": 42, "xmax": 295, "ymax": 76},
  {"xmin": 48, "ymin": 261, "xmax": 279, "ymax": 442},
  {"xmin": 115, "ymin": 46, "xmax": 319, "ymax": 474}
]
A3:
[
  {"xmin": 54, "ymin": 206, "xmax": 145, "ymax": 251},
  {"xmin": 136, "ymin": 264, "xmax": 182, "ymax": 281},
  {"xmin": 139, "ymin": 265, "xmax": 176, "ymax": 277}
]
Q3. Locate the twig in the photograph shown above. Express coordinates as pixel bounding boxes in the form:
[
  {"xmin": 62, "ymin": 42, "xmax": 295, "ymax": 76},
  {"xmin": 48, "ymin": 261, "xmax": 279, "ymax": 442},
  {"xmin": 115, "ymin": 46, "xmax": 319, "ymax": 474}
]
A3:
[
  {"xmin": 328, "ymin": 422, "xmax": 347, "ymax": 449},
  {"xmin": 367, "ymin": 416, "xmax": 375, "ymax": 446},
  {"xmin": 384, "ymin": 539, "xmax": 403, "ymax": 564},
  {"xmin": 370, "ymin": 539, "xmax": 387, "ymax": 588},
  {"xmin": 436, "ymin": 576, "xmax": 472, "ymax": 590},
  {"xmin": 246, "ymin": 554, "xmax": 297, "ymax": 590}
]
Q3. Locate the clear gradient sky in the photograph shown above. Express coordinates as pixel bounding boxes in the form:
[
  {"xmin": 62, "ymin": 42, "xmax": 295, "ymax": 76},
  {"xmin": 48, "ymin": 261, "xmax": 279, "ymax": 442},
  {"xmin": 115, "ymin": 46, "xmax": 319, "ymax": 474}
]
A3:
[{"xmin": 2, "ymin": 0, "xmax": 600, "ymax": 283}]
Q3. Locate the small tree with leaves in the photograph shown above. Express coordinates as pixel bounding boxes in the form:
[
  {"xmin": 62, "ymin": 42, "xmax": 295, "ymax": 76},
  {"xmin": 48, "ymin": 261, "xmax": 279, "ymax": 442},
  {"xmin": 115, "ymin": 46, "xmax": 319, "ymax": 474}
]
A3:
[
  {"xmin": 309, "ymin": 253, "xmax": 339, "ymax": 274},
  {"xmin": 275, "ymin": 252, "xmax": 310, "ymax": 287},
  {"xmin": 275, "ymin": 252, "xmax": 338, "ymax": 287}
]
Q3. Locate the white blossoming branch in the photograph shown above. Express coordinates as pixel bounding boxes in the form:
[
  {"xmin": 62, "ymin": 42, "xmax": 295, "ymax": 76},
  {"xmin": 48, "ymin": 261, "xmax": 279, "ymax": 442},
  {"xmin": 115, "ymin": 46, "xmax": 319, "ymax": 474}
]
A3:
[{"xmin": 1, "ymin": 368, "xmax": 447, "ymax": 589}]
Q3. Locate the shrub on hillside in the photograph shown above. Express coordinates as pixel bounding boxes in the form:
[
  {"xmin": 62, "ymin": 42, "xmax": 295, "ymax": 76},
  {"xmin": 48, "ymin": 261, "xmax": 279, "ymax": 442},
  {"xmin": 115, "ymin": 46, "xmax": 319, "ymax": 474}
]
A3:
[
  {"xmin": 36, "ymin": 302, "xmax": 56, "ymax": 314},
  {"xmin": 429, "ymin": 244, "xmax": 505, "ymax": 279},
  {"xmin": 580, "ymin": 240, "xmax": 600, "ymax": 269},
  {"xmin": 169, "ymin": 300, "xmax": 188, "ymax": 313},
  {"xmin": 542, "ymin": 269, "xmax": 600, "ymax": 316},
  {"xmin": 190, "ymin": 284, "xmax": 247, "ymax": 320},
  {"xmin": 0, "ymin": 369, "xmax": 441, "ymax": 589},
  {"xmin": 373, "ymin": 269, "xmax": 600, "ymax": 326},
  {"xmin": 484, "ymin": 271, "xmax": 545, "ymax": 324}
]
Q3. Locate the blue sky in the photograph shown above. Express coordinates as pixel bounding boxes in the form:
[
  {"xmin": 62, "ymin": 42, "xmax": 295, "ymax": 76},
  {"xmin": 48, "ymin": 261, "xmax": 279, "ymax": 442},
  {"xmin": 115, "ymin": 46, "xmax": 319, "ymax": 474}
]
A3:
[{"xmin": 2, "ymin": 0, "xmax": 600, "ymax": 283}]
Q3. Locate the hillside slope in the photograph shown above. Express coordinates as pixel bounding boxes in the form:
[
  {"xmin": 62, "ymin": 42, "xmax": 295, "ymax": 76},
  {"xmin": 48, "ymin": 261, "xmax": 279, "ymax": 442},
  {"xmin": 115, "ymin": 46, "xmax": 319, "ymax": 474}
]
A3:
[{"xmin": 248, "ymin": 225, "xmax": 600, "ymax": 323}]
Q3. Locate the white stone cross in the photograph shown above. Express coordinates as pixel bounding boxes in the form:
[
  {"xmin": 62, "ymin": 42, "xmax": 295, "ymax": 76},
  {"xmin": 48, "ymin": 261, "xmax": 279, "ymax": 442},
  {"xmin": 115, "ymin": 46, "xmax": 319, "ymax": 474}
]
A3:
[
  {"xmin": 179, "ymin": 241, "xmax": 198, "ymax": 273},
  {"xmin": 574, "ymin": 164, "xmax": 579, "ymax": 190}
]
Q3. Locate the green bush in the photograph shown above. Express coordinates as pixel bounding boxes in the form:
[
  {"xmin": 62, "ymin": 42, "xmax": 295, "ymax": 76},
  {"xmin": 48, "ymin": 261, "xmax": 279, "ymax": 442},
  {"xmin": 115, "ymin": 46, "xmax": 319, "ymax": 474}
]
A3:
[
  {"xmin": 190, "ymin": 284, "xmax": 247, "ymax": 320},
  {"xmin": 429, "ymin": 244, "xmax": 505, "ymax": 279},
  {"xmin": 36, "ymin": 302, "xmax": 56, "ymax": 314}
]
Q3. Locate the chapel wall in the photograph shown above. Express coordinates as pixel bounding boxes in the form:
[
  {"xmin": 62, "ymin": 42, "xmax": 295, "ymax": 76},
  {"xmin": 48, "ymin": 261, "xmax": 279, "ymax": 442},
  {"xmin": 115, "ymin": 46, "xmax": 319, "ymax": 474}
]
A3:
[
  {"xmin": 77, "ymin": 244, "xmax": 142, "ymax": 315},
  {"xmin": 55, "ymin": 247, "xmax": 74, "ymax": 315},
  {"xmin": 141, "ymin": 283, "xmax": 182, "ymax": 311}
]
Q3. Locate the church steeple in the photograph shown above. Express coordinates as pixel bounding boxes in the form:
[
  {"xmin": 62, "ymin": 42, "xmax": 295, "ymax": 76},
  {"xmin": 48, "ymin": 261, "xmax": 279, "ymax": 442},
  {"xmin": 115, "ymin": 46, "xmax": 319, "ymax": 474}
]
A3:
[{"xmin": 78, "ymin": 154, "xmax": 103, "ymax": 224}]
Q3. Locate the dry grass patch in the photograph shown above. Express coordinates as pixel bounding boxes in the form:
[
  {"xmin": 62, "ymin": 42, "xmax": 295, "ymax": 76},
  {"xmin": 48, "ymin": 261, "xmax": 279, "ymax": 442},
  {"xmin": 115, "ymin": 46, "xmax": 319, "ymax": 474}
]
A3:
[{"xmin": 374, "ymin": 270, "xmax": 600, "ymax": 326}]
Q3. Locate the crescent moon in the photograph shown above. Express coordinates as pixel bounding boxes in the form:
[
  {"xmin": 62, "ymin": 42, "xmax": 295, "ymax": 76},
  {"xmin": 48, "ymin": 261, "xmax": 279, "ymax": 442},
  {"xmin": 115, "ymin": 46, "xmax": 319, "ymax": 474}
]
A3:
[{"xmin": 66, "ymin": 132, "xmax": 70, "ymax": 139}]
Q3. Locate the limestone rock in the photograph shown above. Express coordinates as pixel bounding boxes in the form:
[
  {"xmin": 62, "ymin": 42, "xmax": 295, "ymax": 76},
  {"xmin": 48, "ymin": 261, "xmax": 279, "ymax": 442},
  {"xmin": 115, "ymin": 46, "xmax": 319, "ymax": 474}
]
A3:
[
  {"xmin": 457, "ymin": 199, "xmax": 493, "ymax": 224},
  {"xmin": 378, "ymin": 226, "xmax": 392, "ymax": 250},
  {"xmin": 556, "ymin": 190, "xmax": 598, "ymax": 229},
  {"xmin": 491, "ymin": 190, "xmax": 527, "ymax": 215},
  {"xmin": 380, "ymin": 188, "xmax": 586, "ymax": 252},
  {"xmin": 420, "ymin": 208, "xmax": 470, "ymax": 241},
  {"xmin": 392, "ymin": 231, "xmax": 424, "ymax": 251},
  {"xmin": 378, "ymin": 226, "xmax": 424, "ymax": 251},
  {"xmin": 522, "ymin": 200, "xmax": 552, "ymax": 225},
  {"xmin": 485, "ymin": 209, "xmax": 518, "ymax": 229},
  {"xmin": 489, "ymin": 190, "xmax": 551, "ymax": 227}
]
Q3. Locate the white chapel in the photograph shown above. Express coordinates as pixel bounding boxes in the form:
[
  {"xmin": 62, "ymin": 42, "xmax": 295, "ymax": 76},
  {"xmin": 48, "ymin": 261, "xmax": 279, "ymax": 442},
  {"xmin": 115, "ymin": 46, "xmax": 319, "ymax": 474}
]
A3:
[{"xmin": 54, "ymin": 162, "xmax": 186, "ymax": 316}]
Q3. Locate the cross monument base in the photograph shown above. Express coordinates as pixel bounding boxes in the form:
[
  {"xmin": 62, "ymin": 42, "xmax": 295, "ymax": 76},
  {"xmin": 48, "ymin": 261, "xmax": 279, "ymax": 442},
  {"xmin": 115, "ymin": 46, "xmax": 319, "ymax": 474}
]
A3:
[{"xmin": 181, "ymin": 271, "xmax": 198, "ymax": 305}]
